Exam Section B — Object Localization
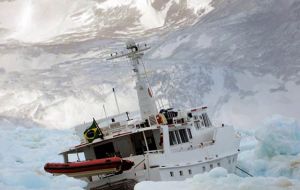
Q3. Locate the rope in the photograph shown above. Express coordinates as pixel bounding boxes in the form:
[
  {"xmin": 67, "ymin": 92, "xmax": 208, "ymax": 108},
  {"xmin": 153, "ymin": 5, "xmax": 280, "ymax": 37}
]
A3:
[{"xmin": 235, "ymin": 165, "xmax": 253, "ymax": 177}]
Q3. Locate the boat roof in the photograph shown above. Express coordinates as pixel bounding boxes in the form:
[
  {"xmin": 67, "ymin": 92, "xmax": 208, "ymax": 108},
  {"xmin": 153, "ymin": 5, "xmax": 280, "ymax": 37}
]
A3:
[
  {"xmin": 60, "ymin": 125, "xmax": 160, "ymax": 155},
  {"xmin": 61, "ymin": 106, "xmax": 209, "ymax": 155}
]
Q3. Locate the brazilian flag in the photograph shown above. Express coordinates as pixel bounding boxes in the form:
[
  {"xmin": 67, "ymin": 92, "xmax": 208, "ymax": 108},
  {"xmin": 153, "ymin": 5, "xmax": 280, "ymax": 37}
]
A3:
[{"xmin": 84, "ymin": 118, "xmax": 104, "ymax": 143}]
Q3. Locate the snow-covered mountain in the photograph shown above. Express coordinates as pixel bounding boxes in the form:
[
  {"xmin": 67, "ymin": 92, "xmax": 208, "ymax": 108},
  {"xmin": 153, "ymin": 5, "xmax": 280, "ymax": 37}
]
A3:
[
  {"xmin": 0, "ymin": 0, "xmax": 216, "ymax": 128},
  {"xmin": 1, "ymin": 0, "xmax": 299, "ymax": 129},
  {"xmin": 147, "ymin": 0, "xmax": 300, "ymax": 128},
  {"xmin": 0, "ymin": 0, "xmax": 213, "ymax": 43}
]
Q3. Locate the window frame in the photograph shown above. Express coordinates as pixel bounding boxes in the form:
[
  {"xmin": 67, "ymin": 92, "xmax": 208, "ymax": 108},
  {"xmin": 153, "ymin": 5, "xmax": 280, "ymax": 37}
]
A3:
[
  {"xmin": 187, "ymin": 128, "xmax": 192, "ymax": 139},
  {"xmin": 179, "ymin": 129, "xmax": 189, "ymax": 143},
  {"xmin": 169, "ymin": 131, "xmax": 178, "ymax": 146},
  {"xmin": 175, "ymin": 130, "xmax": 182, "ymax": 144}
]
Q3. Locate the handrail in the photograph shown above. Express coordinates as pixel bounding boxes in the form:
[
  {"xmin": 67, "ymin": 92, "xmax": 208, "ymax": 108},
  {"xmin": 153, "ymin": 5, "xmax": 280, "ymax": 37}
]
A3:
[{"xmin": 146, "ymin": 149, "xmax": 164, "ymax": 154}]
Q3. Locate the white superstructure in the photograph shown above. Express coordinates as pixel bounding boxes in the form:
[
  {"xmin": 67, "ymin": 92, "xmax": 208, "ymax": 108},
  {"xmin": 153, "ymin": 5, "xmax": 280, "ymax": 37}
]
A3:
[{"xmin": 60, "ymin": 40, "xmax": 241, "ymax": 190}]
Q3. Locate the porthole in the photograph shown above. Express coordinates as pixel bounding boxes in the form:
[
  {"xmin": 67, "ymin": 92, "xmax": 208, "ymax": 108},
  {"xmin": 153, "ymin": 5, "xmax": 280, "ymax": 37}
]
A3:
[
  {"xmin": 170, "ymin": 171, "xmax": 174, "ymax": 177},
  {"xmin": 179, "ymin": 171, "xmax": 183, "ymax": 176}
]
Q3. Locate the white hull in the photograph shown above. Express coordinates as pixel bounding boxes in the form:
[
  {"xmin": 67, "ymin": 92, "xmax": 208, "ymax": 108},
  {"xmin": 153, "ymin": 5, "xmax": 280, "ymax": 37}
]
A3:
[{"xmin": 87, "ymin": 153, "xmax": 238, "ymax": 189}]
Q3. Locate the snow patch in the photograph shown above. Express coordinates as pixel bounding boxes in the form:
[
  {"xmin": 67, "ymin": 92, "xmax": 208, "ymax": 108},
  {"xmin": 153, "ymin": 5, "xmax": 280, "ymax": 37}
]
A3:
[
  {"xmin": 151, "ymin": 35, "xmax": 191, "ymax": 59},
  {"xmin": 197, "ymin": 34, "xmax": 213, "ymax": 48},
  {"xmin": 135, "ymin": 168, "xmax": 300, "ymax": 190},
  {"xmin": 187, "ymin": 0, "xmax": 214, "ymax": 15}
]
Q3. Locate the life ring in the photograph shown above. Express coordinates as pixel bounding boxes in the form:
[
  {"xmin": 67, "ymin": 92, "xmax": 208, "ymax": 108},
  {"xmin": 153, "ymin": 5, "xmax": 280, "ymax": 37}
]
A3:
[{"xmin": 156, "ymin": 113, "xmax": 167, "ymax": 125}]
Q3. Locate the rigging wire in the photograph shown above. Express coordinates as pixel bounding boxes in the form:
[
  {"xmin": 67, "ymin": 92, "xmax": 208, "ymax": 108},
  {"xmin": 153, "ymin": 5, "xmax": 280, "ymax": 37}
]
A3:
[{"xmin": 140, "ymin": 58, "xmax": 163, "ymax": 109}]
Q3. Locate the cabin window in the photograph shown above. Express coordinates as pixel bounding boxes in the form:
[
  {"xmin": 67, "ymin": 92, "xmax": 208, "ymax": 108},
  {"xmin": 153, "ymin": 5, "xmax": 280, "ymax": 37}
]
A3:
[
  {"xmin": 68, "ymin": 152, "xmax": 85, "ymax": 162},
  {"xmin": 187, "ymin": 128, "xmax": 192, "ymax": 139},
  {"xmin": 228, "ymin": 159, "xmax": 231, "ymax": 164},
  {"xmin": 217, "ymin": 162, "xmax": 221, "ymax": 167},
  {"xmin": 94, "ymin": 142, "xmax": 115, "ymax": 159},
  {"xmin": 202, "ymin": 166, "xmax": 206, "ymax": 172},
  {"xmin": 199, "ymin": 115, "xmax": 205, "ymax": 126},
  {"xmin": 179, "ymin": 129, "xmax": 189, "ymax": 143},
  {"xmin": 202, "ymin": 113, "xmax": 212, "ymax": 127},
  {"xmin": 210, "ymin": 164, "xmax": 213, "ymax": 169},
  {"xmin": 195, "ymin": 120, "xmax": 201, "ymax": 130},
  {"xmin": 170, "ymin": 130, "xmax": 190, "ymax": 145},
  {"xmin": 188, "ymin": 169, "xmax": 192, "ymax": 175},
  {"xmin": 170, "ymin": 171, "xmax": 174, "ymax": 177},
  {"xmin": 169, "ymin": 131, "xmax": 178, "ymax": 146},
  {"xmin": 179, "ymin": 171, "xmax": 183, "ymax": 176},
  {"xmin": 175, "ymin": 131, "xmax": 182, "ymax": 144}
]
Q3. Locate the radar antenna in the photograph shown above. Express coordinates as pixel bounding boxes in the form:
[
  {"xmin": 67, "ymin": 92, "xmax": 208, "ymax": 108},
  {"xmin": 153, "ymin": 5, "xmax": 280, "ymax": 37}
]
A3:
[{"xmin": 107, "ymin": 39, "xmax": 158, "ymax": 121}]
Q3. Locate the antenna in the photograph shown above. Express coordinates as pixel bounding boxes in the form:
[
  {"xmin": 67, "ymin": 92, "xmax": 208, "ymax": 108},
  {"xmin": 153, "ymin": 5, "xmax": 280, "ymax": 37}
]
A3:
[
  {"xmin": 112, "ymin": 88, "xmax": 120, "ymax": 114},
  {"xmin": 125, "ymin": 111, "xmax": 131, "ymax": 121},
  {"xmin": 102, "ymin": 104, "xmax": 111, "ymax": 128},
  {"xmin": 103, "ymin": 104, "xmax": 108, "ymax": 119},
  {"xmin": 107, "ymin": 40, "xmax": 151, "ymax": 61},
  {"xmin": 107, "ymin": 40, "xmax": 158, "ymax": 121}
]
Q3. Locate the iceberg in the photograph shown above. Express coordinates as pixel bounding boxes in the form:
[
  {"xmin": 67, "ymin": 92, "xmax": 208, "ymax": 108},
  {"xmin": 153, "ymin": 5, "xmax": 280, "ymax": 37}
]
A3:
[
  {"xmin": 0, "ymin": 117, "xmax": 86, "ymax": 190},
  {"xmin": 255, "ymin": 115, "xmax": 300, "ymax": 157},
  {"xmin": 238, "ymin": 115, "xmax": 300, "ymax": 179}
]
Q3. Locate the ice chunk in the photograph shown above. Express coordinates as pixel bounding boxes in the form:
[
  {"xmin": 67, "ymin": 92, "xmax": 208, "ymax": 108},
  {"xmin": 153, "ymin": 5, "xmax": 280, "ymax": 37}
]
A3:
[
  {"xmin": 208, "ymin": 167, "xmax": 228, "ymax": 178},
  {"xmin": 255, "ymin": 115, "xmax": 300, "ymax": 157},
  {"xmin": 135, "ymin": 168, "xmax": 300, "ymax": 190},
  {"xmin": 0, "ymin": 117, "xmax": 87, "ymax": 190},
  {"xmin": 238, "ymin": 115, "xmax": 300, "ymax": 179}
]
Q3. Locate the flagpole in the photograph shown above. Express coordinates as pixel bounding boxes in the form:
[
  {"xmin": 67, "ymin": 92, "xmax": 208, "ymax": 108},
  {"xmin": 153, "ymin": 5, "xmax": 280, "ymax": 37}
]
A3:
[
  {"xmin": 103, "ymin": 104, "xmax": 108, "ymax": 119},
  {"xmin": 93, "ymin": 118, "xmax": 103, "ymax": 139}
]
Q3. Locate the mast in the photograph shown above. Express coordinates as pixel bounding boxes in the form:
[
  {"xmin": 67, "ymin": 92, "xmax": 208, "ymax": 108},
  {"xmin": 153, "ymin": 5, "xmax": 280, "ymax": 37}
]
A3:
[{"xmin": 107, "ymin": 39, "xmax": 158, "ymax": 121}]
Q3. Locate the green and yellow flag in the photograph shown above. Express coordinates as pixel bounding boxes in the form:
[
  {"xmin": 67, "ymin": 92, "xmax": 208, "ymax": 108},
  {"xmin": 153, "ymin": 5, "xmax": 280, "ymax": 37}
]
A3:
[{"xmin": 84, "ymin": 118, "xmax": 104, "ymax": 143}]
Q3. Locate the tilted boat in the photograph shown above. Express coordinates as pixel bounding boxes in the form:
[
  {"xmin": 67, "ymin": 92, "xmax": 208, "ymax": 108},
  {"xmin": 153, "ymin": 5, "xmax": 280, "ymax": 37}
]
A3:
[{"xmin": 46, "ymin": 40, "xmax": 241, "ymax": 190}]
